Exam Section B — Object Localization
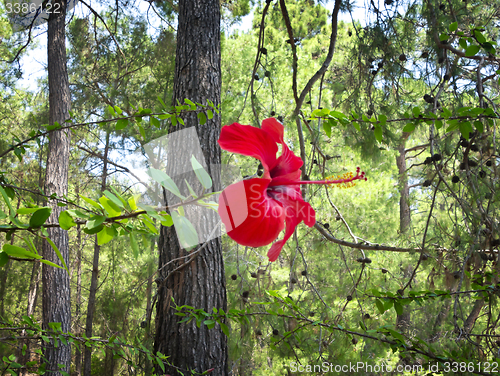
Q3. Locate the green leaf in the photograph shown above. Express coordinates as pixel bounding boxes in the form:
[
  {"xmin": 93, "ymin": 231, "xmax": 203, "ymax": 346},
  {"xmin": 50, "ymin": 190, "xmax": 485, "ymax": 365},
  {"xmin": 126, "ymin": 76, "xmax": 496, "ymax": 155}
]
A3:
[
  {"xmin": 465, "ymin": 45, "xmax": 480, "ymax": 57},
  {"xmin": 128, "ymin": 195, "xmax": 139, "ymax": 211},
  {"xmin": 3, "ymin": 244, "xmax": 41, "ymax": 259},
  {"xmin": 329, "ymin": 110, "xmax": 346, "ymax": 119},
  {"xmin": 449, "ymin": 22, "xmax": 458, "ymax": 32},
  {"xmin": 190, "ymin": 156, "xmax": 212, "ymax": 190},
  {"xmin": 184, "ymin": 98, "xmax": 197, "ymax": 110},
  {"xmin": 86, "ymin": 215, "xmax": 107, "ymax": 230},
  {"xmin": 17, "ymin": 207, "xmax": 42, "ymax": 215},
  {"xmin": 376, "ymin": 299, "xmax": 385, "ymax": 314},
  {"xmin": 40, "ymin": 259, "xmax": 64, "ymax": 269},
  {"xmin": 151, "ymin": 117, "xmax": 161, "ymax": 128},
  {"xmin": 83, "ymin": 224, "xmax": 103, "ymax": 235},
  {"xmin": 207, "ymin": 110, "xmax": 214, "ymax": 119},
  {"xmin": 441, "ymin": 107, "xmax": 452, "ymax": 118},
  {"xmin": 29, "ymin": 208, "xmax": 52, "ymax": 228},
  {"xmin": 323, "ymin": 121, "xmax": 332, "ymax": 137},
  {"xmin": 386, "ymin": 328, "xmax": 406, "ymax": 343},
  {"xmin": 378, "ymin": 114, "xmax": 387, "ymax": 126},
  {"xmin": 203, "ymin": 319, "xmax": 216, "ymax": 329},
  {"xmin": 140, "ymin": 215, "xmax": 158, "ymax": 235},
  {"xmin": 402, "ymin": 123, "xmax": 415, "ymax": 133},
  {"xmin": 0, "ymin": 252, "xmax": 9, "ymax": 267},
  {"xmin": 0, "ymin": 186, "xmax": 14, "ymax": 215},
  {"xmin": 160, "ymin": 214, "xmax": 173, "ymax": 227},
  {"xmin": 138, "ymin": 125, "xmax": 146, "ymax": 140},
  {"xmin": 439, "ymin": 33, "xmax": 449, "ymax": 41},
  {"xmin": 47, "ymin": 122, "xmax": 61, "ymax": 131},
  {"xmin": 148, "ymin": 168, "xmax": 184, "ymax": 199},
  {"xmin": 97, "ymin": 226, "xmax": 117, "ymax": 246},
  {"xmin": 130, "ymin": 233, "xmax": 139, "ymax": 258},
  {"xmin": 107, "ymin": 105, "xmax": 116, "ymax": 116},
  {"xmin": 473, "ymin": 120, "xmax": 484, "ymax": 133},
  {"xmin": 474, "ymin": 30, "xmax": 486, "ymax": 44},
  {"xmin": 394, "ymin": 301, "xmax": 403, "ymax": 316},
  {"xmin": 157, "ymin": 96, "xmax": 167, "ymax": 108},
  {"xmin": 59, "ymin": 211, "xmax": 77, "ymax": 230},
  {"xmin": 172, "ymin": 212, "xmax": 198, "ymax": 250},
  {"xmin": 352, "ymin": 121, "xmax": 360, "ymax": 131},
  {"xmin": 79, "ymin": 195, "xmax": 102, "ymax": 210},
  {"xmin": 459, "ymin": 38, "xmax": 468, "ymax": 49},
  {"xmin": 459, "ymin": 121, "xmax": 473, "ymax": 139},
  {"xmin": 115, "ymin": 118, "xmax": 128, "ymax": 130},
  {"xmin": 383, "ymin": 299, "xmax": 394, "ymax": 311},
  {"xmin": 412, "ymin": 106, "xmax": 421, "ymax": 117},
  {"xmin": 45, "ymin": 237, "xmax": 68, "ymax": 272},
  {"xmin": 99, "ymin": 197, "xmax": 121, "ymax": 217},
  {"xmin": 103, "ymin": 190, "xmax": 125, "ymax": 209},
  {"xmin": 220, "ymin": 322, "xmax": 229, "ymax": 336},
  {"xmin": 184, "ymin": 180, "xmax": 198, "ymax": 198},
  {"xmin": 374, "ymin": 126, "xmax": 383, "ymax": 142},
  {"xmin": 435, "ymin": 119, "xmax": 443, "ymax": 130},
  {"xmin": 445, "ymin": 120, "xmax": 459, "ymax": 133},
  {"xmin": 197, "ymin": 112, "xmax": 207, "ymax": 125}
]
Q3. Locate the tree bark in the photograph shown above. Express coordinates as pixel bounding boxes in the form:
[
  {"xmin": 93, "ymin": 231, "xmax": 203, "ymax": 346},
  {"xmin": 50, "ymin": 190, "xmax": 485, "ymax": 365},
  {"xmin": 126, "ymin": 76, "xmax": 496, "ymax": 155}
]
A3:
[
  {"xmin": 18, "ymin": 257, "xmax": 41, "ymax": 375},
  {"xmin": 396, "ymin": 134, "xmax": 411, "ymax": 233},
  {"xmin": 74, "ymin": 221, "xmax": 83, "ymax": 376},
  {"xmin": 42, "ymin": 0, "xmax": 72, "ymax": 373},
  {"xmin": 83, "ymin": 129, "xmax": 110, "ymax": 376},
  {"xmin": 464, "ymin": 299, "xmax": 484, "ymax": 334},
  {"xmin": 396, "ymin": 134, "xmax": 412, "ymax": 358},
  {"xmin": 153, "ymin": 0, "xmax": 228, "ymax": 374}
]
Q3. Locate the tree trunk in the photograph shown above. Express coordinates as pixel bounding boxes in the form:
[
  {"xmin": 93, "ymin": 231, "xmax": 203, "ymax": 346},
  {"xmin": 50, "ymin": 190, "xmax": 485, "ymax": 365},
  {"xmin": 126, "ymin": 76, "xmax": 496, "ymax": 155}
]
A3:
[
  {"xmin": 74, "ymin": 204, "xmax": 83, "ymax": 376},
  {"xmin": 153, "ymin": 0, "xmax": 228, "ymax": 374},
  {"xmin": 396, "ymin": 134, "xmax": 412, "ymax": 359},
  {"xmin": 83, "ymin": 129, "xmax": 110, "ymax": 376},
  {"xmin": 18, "ymin": 257, "xmax": 41, "ymax": 375},
  {"xmin": 0, "ymin": 254, "xmax": 10, "ymax": 318},
  {"xmin": 42, "ymin": 0, "xmax": 72, "ymax": 373},
  {"xmin": 396, "ymin": 134, "xmax": 411, "ymax": 233},
  {"xmin": 464, "ymin": 299, "xmax": 484, "ymax": 334}
]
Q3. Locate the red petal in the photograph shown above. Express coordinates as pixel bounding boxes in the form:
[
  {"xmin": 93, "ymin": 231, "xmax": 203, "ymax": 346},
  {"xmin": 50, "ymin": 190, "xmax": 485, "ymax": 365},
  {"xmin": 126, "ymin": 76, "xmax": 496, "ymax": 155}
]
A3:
[
  {"xmin": 218, "ymin": 122, "xmax": 278, "ymax": 179},
  {"xmin": 266, "ymin": 186, "xmax": 316, "ymax": 262},
  {"xmin": 261, "ymin": 118, "xmax": 303, "ymax": 178},
  {"xmin": 261, "ymin": 118, "xmax": 284, "ymax": 143},
  {"xmin": 218, "ymin": 178, "xmax": 285, "ymax": 248}
]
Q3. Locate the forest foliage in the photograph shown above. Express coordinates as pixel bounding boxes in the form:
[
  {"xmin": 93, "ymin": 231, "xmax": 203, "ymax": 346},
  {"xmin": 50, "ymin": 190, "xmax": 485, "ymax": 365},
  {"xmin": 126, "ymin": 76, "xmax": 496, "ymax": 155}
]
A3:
[{"xmin": 1, "ymin": 0, "xmax": 500, "ymax": 375}]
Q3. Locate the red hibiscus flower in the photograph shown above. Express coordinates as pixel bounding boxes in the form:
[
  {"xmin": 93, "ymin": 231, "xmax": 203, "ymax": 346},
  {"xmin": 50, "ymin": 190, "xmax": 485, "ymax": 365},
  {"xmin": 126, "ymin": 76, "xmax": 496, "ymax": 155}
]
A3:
[{"xmin": 218, "ymin": 118, "xmax": 366, "ymax": 262}]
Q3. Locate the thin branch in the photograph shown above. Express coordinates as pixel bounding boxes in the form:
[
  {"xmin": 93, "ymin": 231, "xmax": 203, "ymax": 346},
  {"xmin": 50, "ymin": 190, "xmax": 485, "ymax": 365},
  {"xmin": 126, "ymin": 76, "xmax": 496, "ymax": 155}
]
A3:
[{"xmin": 314, "ymin": 223, "xmax": 423, "ymax": 253}]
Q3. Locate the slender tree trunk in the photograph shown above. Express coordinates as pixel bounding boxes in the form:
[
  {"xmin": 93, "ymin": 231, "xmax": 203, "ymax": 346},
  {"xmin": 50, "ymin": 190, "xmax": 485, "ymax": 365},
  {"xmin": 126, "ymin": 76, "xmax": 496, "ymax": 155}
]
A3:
[
  {"xmin": 18, "ymin": 256, "xmax": 41, "ymax": 375},
  {"xmin": 74, "ymin": 215, "xmax": 83, "ymax": 376},
  {"xmin": 396, "ymin": 134, "xmax": 411, "ymax": 233},
  {"xmin": 464, "ymin": 299, "xmax": 484, "ymax": 334},
  {"xmin": 153, "ymin": 0, "xmax": 228, "ymax": 374},
  {"xmin": 430, "ymin": 279, "xmax": 459, "ymax": 343},
  {"xmin": 396, "ymin": 134, "xmax": 412, "ymax": 360},
  {"xmin": 0, "ymin": 254, "xmax": 11, "ymax": 318},
  {"xmin": 42, "ymin": 1, "xmax": 72, "ymax": 373},
  {"xmin": 83, "ymin": 130, "xmax": 110, "ymax": 376},
  {"xmin": 144, "ymin": 245, "xmax": 154, "ymax": 376}
]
